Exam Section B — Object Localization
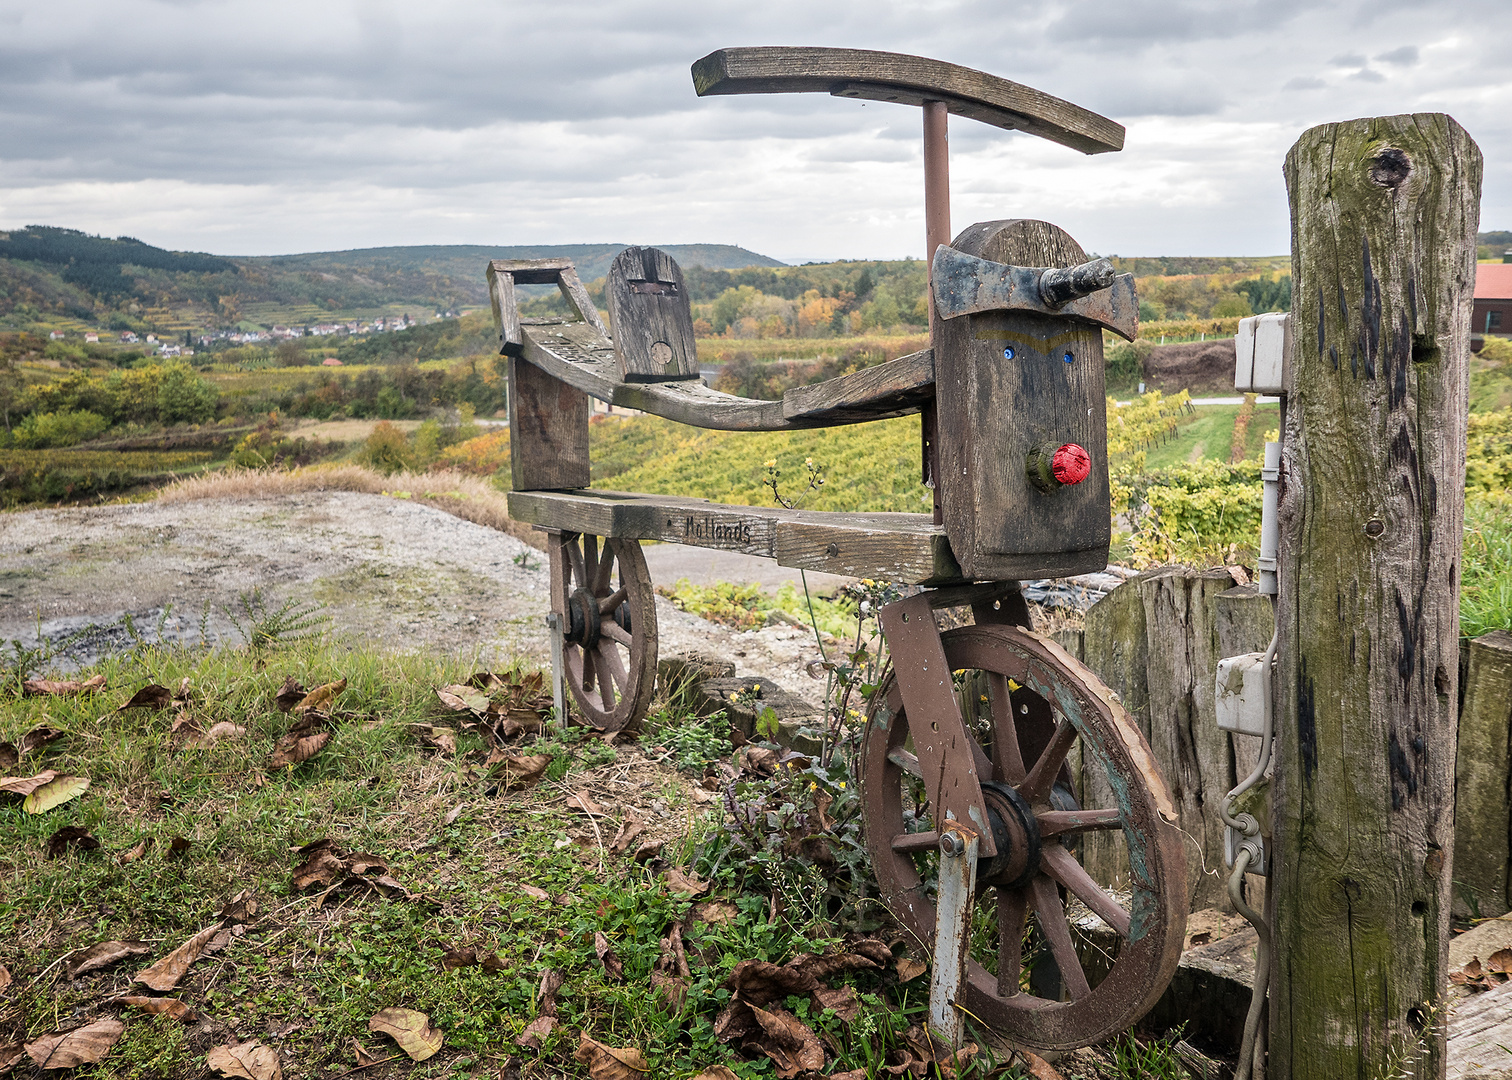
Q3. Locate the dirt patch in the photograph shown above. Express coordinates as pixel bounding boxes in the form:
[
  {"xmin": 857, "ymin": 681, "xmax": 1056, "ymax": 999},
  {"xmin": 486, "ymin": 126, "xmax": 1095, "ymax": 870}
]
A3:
[
  {"xmin": 1142, "ymin": 339, "xmax": 1237, "ymax": 396},
  {"xmin": 0, "ymin": 492, "xmax": 829, "ymax": 707},
  {"xmin": 288, "ymin": 418, "xmax": 421, "ymax": 442}
]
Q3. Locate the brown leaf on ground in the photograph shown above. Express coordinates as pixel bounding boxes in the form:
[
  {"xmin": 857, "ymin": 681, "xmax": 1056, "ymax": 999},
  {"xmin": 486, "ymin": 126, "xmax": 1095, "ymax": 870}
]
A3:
[
  {"xmin": 0, "ymin": 744, "xmax": 14, "ymax": 770},
  {"xmin": 412, "ymin": 724, "xmax": 457, "ymax": 755},
  {"xmin": 896, "ymin": 958, "xmax": 927, "ymax": 983},
  {"xmin": 745, "ymin": 1003, "xmax": 825, "ymax": 1079},
  {"xmin": 291, "ymin": 843, "xmax": 346, "ymax": 890},
  {"xmin": 19, "ymin": 725, "xmax": 67, "ymax": 757},
  {"xmin": 538, "ymin": 968, "xmax": 564, "ymax": 1015},
  {"xmin": 691, "ymin": 1067, "xmax": 740, "ymax": 1080},
  {"xmin": 23, "ymin": 774, "xmax": 90, "ymax": 814},
  {"xmin": 351, "ymin": 1040, "xmax": 384, "ymax": 1067},
  {"xmin": 811, "ymin": 984, "xmax": 860, "ymax": 1022},
  {"xmin": 825, "ymin": 1072, "xmax": 868, "ymax": 1080},
  {"xmin": 664, "ymin": 868, "xmax": 708, "ymax": 895},
  {"xmin": 347, "ymin": 853, "xmax": 389, "ymax": 876},
  {"xmin": 204, "ymin": 924, "xmax": 245, "ymax": 955},
  {"xmin": 114, "ymin": 996, "xmax": 197, "ymax": 1022},
  {"xmin": 517, "ymin": 1016, "xmax": 555, "ymax": 1050},
  {"xmin": 568, "ymin": 790, "xmax": 605, "ymax": 816},
  {"xmin": 25, "ymin": 1019, "xmax": 125, "ymax": 1069},
  {"xmin": 119, "ymin": 836, "xmax": 153, "ymax": 864},
  {"xmin": 135, "ymin": 922, "xmax": 222, "ymax": 992},
  {"xmin": 47, "ymin": 825, "xmax": 101, "ymax": 859},
  {"xmin": 119, "ymin": 684, "xmax": 174, "ymax": 710},
  {"xmin": 67, "ymin": 940, "xmax": 151, "ymax": 979},
  {"xmin": 441, "ymin": 946, "xmax": 476, "ymax": 970},
  {"xmin": 206, "ymin": 1040, "xmax": 282, "ymax": 1080},
  {"xmin": 292, "ymin": 678, "xmax": 346, "ymax": 714},
  {"xmin": 724, "ymin": 959, "xmax": 818, "ymax": 1005},
  {"xmin": 273, "ymin": 677, "xmax": 307, "ymax": 711},
  {"xmin": 1489, "ymin": 949, "xmax": 1512, "ymax": 974},
  {"xmin": 608, "ymin": 813, "xmax": 645, "ymax": 855},
  {"xmin": 0, "ymin": 963, "xmax": 10, "ymax": 994},
  {"xmin": 23, "ymin": 675, "xmax": 105, "ymax": 697},
  {"xmin": 594, "ymin": 932, "xmax": 624, "ymax": 981},
  {"xmin": 519, "ymin": 884, "xmax": 550, "ymax": 901},
  {"xmin": 267, "ymin": 718, "xmax": 331, "ymax": 769},
  {"xmin": 183, "ymin": 722, "xmax": 246, "ymax": 749},
  {"xmin": 487, "ymin": 751, "xmax": 552, "ymax": 788},
  {"xmin": 444, "ymin": 803, "xmax": 466, "ymax": 825},
  {"xmin": 167, "ymin": 836, "xmax": 192, "ymax": 860},
  {"xmin": 740, "ymin": 746, "xmax": 780, "ymax": 778},
  {"xmin": 436, "ymin": 684, "xmax": 490, "ymax": 714},
  {"xmin": 369, "ymin": 1006, "xmax": 444, "ymax": 1061},
  {"xmin": 0, "ymin": 770, "xmax": 57, "ymax": 797},
  {"xmin": 0, "ymin": 1043, "xmax": 22, "ymax": 1072},
  {"xmin": 632, "ymin": 839, "xmax": 663, "ymax": 863},
  {"xmin": 218, "ymin": 890, "xmax": 257, "ymax": 924},
  {"xmin": 902, "ymin": 1025, "xmax": 978, "ymax": 1072},
  {"xmin": 573, "ymin": 1034, "xmax": 649, "ymax": 1079},
  {"xmin": 1019, "ymin": 1049, "xmax": 1065, "ymax": 1079},
  {"xmin": 480, "ymin": 952, "xmax": 508, "ymax": 973},
  {"xmin": 651, "ymin": 969, "xmax": 690, "ymax": 1013},
  {"xmin": 689, "ymin": 900, "xmax": 738, "ymax": 928}
]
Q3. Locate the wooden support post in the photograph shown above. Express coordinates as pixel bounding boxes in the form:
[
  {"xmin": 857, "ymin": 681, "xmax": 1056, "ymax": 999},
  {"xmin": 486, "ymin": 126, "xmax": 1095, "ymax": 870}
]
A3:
[
  {"xmin": 1453, "ymin": 630, "xmax": 1512, "ymax": 918},
  {"xmin": 1270, "ymin": 114, "xmax": 1481, "ymax": 1079},
  {"xmin": 507, "ymin": 358, "xmax": 590, "ymax": 492}
]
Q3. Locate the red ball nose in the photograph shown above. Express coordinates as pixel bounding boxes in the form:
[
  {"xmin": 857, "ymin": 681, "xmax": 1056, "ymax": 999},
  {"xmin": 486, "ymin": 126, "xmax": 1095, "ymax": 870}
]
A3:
[{"xmin": 1051, "ymin": 443, "xmax": 1091, "ymax": 485}]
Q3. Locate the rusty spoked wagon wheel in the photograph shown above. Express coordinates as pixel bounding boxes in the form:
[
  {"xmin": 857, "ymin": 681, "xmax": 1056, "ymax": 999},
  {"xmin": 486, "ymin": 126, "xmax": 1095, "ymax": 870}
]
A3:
[
  {"xmin": 548, "ymin": 532, "xmax": 658, "ymax": 733},
  {"xmin": 860, "ymin": 624, "xmax": 1187, "ymax": 1050}
]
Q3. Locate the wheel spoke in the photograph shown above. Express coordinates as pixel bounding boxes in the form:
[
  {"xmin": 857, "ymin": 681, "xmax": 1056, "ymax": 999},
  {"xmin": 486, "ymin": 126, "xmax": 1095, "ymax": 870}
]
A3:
[
  {"xmin": 996, "ymin": 886, "xmax": 1028, "ymax": 997},
  {"xmin": 580, "ymin": 647, "xmax": 599, "ymax": 697},
  {"xmin": 1030, "ymin": 876, "xmax": 1091, "ymax": 1000},
  {"xmin": 887, "ymin": 747, "xmax": 923, "ymax": 778},
  {"xmin": 1042, "ymin": 844, "xmax": 1132, "ymax": 938},
  {"xmin": 1037, "ymin": 808, "xmax": 1122, "ymax": 838},
  {"xmin": 582, "ymin": 535, "xmax": 599, "ymax": 592},
  {"xmin": 987, "ymin": 672, "xmax": 1027, "ymax": 782},
  {"xmin": 889, "ymin": 831, "xmax": 938, "ymax": 853},
  {"xmin": 597, "ymin": 656, "xmax": 617, "ymax": 711},
  {"xmin": 597, "ymin": 641, "xmax": 629, "ymax": 692},
  {"xmin": 601, "ymin": 621, "xmax": 632, "ymax": 647},
  {"xmin": 599, "ymin": 586, "xmax": 628, "ymax": 616},
  {"xmin": 564, "ymin": 644, "xmax": 583, "ymax": 685},
  {"xmin": 592, "ymin": 539, "xmax": 616, "ymax": 595},
  {"xmin": 1020, "ymin": 718, "xmax": 1077, "ymax": 805},
  {"xmin": 565, "ymin": 534, "xmax": 586, "ymax": 588}
]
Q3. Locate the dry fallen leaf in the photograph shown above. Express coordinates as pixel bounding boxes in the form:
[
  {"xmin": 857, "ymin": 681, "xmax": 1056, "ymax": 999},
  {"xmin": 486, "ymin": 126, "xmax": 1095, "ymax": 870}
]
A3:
[
  {"xmin": 0, "ymin": 743, "xmax": 14, "ymax": 770},
  {"xmin": 119, "ymin": 684, "xmax": 174, "ymax": 711},
  {"xmin": 480, "ymin": 952, "xmax": 508, "ymax": 974},
  {"xmin": 47, "ymin": 825, "xmax": 100, "ymax": 859},
  {"xmin": 487, "ymin": 751, "xmax": 552, "ymax": 788},
  {"xmin": 273, "ymin": 677, "xmax": 307, "ymax": 711},
  {"xmin": 183, "ymin": 722, "xmax": 247, "ymax": 749},
  {"xmin": 441, "ymin": 946, "xmax": 476, "ymax": 971},
  {"xmin": 369, "ymin": 1006, "xmax": 444, "ymax": 1061},
  {"xmin": 25, "ymin": 1019, "xmax": 125, "ymax": 1069},
  {"xmin": 594, "ymin": 931, "xmax": 624, "ymax": 981},
  {"xmin": 206, "ymin": 1039, "xmax": 282, "ymax": 1080},
  {"xmin": 351, "ymin": 1040, "xmax": 384, "ymax": 1067},
  {"xmin": 0, "ymin": 1043, "xmax": 22, "ymax": 1072},
  {"xmin": 896, "ymin": 958, "xmax": 927, "ymax": 983},
  {"xmin": 167, "ymin": 836, "xmax": 193, "ymax": 860},
  {"xmin": 218, "ymin": 890, "xmax": 258, "ymax": 924},
  {"xmin": 745, "ymin": 1003, "xmax": 826, "ymax": 1078},
  {"xmin": 1020, "ymin": 1048, "xmax": 1066, "ymax": 1080},
  {"xmin": 632, "ymin": 839, "xmax": 663, "ymax": 863},
  {"xmin": 19, "ymin": 725, "xmax": 67, "ymax": 756},
  {"xmin": 23, "ymin": 675, "xmax": 105, "ymax": 697},
  {"xmin": 0, "ymin": 770, "xmax": 57, "ymax": 797},
  {"xmin": 689, "ymin": 901, "xmax": 738, "ymax": 928},
  {"xmin": 24, "ymin": 775, "xmax": 90, "ymax": 814},
  {"xmin": 691, "ymin": 1068, "xmax": 740, "ymax": 1080},
  {"xmin": 568, "ymin": 790, "xmax": 605, "ymax": 816},
  {"xmin": 292, "ymin": 678, "xmax": 347, "ymax": 714},
  {"xmin": 520, "ymin": 884, "xmax": 551, "ymax": 901},
  {"xmin": 114, "ymin": 996, "xmax": 197, "ymax": 1022},
  {"xmin": 608, "ymin": 813, "xmax": 645, "ymax": 856},
  {"xmin": 291, "ymin": 840, "xmax": 347, "ymax": 890},
  {"xmin": 135, "ymin": 922, "xmax": 222, "ymax": 992},
  {"xmin": 412, "ymin": 724, "xmax": 457, "ymax": 755},
  {"xmin": 444, "ymin": 803, "xmax": 466, "ymax": 825},
  {"xmin": 119, "ymin": 836, "xmax": 153, "ymax": 864},
  {"xmin": 68, "ymin": 940, "xmax": 151, "ymax": 978},
  {"xmin": 574, "ymin": 1033, "xmax": 650, "ymax": 1079},
  {"xmin": 517, "ymin": 1016, "xmax": 555, "ymax": 1050},
  {"xmin": 664, "ymin": 868, "xmax": 709, "ymax": 896},
  {"xmin": 267, "ymin": 722, "xmax": 331, "ymax": 769},
  {"xmin": 1489, "ymin": 949, "xmax": 1512, "ymax": 974},
  {"xmin": 436, "ymin": 684, "xmax": 490, "ymax": 714},
  {"xmin": 0, "ymin": 963, "xmax": 10, "ymax": 994}
]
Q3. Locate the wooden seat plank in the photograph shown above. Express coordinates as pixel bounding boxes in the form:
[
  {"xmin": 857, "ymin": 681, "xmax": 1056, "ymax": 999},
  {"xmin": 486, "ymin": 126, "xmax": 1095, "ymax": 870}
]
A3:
[
  {"xmin": 507, "ymin": 488, "xmax": 965, "ymax": 585},
  {"xmin": 692, "ymin": 47, "xmax": 1123, "ymax": 156}
]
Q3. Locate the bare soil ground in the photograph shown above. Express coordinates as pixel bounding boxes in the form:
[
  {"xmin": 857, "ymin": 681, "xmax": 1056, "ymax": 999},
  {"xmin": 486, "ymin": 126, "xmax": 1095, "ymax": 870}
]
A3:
[{"xmin": 0, "ymin": 492, "xmax": 830, "ymax": 708}]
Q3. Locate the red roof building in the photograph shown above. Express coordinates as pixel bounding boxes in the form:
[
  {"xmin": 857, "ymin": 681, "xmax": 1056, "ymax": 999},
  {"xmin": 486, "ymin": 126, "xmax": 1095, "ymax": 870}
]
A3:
[{"xmin": 1473, "ymin": 262, "xmax": 1512, "ymax": 350}]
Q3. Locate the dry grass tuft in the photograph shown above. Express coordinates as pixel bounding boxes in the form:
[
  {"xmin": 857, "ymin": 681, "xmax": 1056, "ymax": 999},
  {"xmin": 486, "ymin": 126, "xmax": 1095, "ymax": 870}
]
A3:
[{"xmin": 158, "ymin": 465, "xmax": 546, "ymax": 549}]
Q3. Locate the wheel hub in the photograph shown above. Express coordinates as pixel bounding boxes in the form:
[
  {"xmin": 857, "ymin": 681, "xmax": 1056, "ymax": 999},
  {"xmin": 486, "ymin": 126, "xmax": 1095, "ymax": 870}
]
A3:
[
  {"xmin": 566, "ymin": 587, "xmax": 601, "ymax": 647},
  {"xmin": 977, "ymin": 781, "xmax": 1041, "ymax": 889}
]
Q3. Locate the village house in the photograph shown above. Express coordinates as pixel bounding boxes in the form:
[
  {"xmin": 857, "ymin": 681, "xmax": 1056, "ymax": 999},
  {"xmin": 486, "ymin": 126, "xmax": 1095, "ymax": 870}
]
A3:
[
  {"xmin": 1473, "ymin": 259, "xmax": 1512, "ymax": 351},
  {"xmin": 48, "ymin": 330, "xmax": 65, "ymax": 340},
  {"xmin": 84, "ymin": 332, "xmax": 98, "ymax": 343}
]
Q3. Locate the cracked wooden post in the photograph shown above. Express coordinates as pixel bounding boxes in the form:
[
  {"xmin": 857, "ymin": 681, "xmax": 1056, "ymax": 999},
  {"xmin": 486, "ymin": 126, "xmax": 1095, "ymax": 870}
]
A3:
[{"xmin": 1270, "ymin": 114, "xmax": 1481, "ymax": 1079}]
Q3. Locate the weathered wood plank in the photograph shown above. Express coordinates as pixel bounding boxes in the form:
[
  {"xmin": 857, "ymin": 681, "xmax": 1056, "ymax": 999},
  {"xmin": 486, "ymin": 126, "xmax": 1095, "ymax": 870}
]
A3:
[
  {"xmin": 486, "ymin": 265, "xmax": 522, "ymax": 356},
  {"xmin": 506, "ymin": 488, "xmax": 964, "ymax": 586},
  {"xmin": 933, "ymin": 218, "xmax": 1111, "ymax": 580},
  {"xmin": 691, "ymin": 47, "xmax": 1124, "ymax": 155},
  {"xmin": 606, "ymin": 246, "xmax": 700, "ymax": 382},
  {"xmin": 1454, "ymin": 630, "xmax": 1512, "ymax": 918},
  {"xmin": 1270, "ymin": 113, "xmax": 1481, "ymax": 1080},
  {"xmin": 507, "ymin": 358, "xmax": 590, "ymax": 491},
  {"xmin": 780, "ymin": 349, "xmax": 935, "ymax": 420},
  {"xmin": 1448, "ymin": 981, "xmax": 1512, "ymax": 1080}
]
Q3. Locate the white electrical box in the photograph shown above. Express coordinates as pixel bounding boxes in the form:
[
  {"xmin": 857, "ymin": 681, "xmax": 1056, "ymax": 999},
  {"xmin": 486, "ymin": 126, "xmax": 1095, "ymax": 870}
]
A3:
[
  {"xmin": 1216, "ymin": 652, "xmax": 1269, "ymax": 736},
  {"xmin": 1234, "ymin": 312, "xmax": 1290, "ymax": 395}
]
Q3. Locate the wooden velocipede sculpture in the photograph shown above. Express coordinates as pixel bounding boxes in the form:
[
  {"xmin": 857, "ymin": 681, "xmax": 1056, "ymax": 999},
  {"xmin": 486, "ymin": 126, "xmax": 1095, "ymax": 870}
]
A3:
[{"xmin": 486, "ymin": 47, "xmax": 1187, "ymax": 1052}]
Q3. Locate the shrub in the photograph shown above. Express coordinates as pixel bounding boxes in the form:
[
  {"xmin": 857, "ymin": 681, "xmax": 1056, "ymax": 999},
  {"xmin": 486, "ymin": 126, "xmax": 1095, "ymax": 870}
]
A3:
[
  {"xmin": 360, "ymin": 421, "xmax": 414, "ymax": 474},
  {"xmin": 11, "ymin": 409, "xmax": 109, "ymax": 449}
]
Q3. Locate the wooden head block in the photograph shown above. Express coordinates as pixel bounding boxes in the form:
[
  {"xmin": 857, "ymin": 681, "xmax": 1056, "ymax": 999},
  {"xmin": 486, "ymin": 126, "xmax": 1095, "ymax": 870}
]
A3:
[
  {"xmin": 606, "ymin": 246, "xmax": 700, "ymax": 383},
  {"xmin": 934, "ymin": 219, "xmax": 1111, "ymax": 579}
]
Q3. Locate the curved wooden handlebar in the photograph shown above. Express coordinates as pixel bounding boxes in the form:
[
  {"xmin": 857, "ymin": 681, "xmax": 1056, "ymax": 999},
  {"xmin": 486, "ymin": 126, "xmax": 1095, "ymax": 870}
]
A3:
[{"xmin": 692, "ymin": 46, "xmax": 1123, "ymax": 156}]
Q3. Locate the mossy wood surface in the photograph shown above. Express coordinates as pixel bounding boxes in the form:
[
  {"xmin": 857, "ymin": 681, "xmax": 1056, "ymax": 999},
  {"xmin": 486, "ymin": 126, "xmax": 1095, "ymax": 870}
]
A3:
[
  {"xmin": 1271, "ymin": 113, "xmax": 1481, "ymax": 1080},
  {"xmin": 1453, "ymin": 631, "xmax": 1512, "ymax": 919}
]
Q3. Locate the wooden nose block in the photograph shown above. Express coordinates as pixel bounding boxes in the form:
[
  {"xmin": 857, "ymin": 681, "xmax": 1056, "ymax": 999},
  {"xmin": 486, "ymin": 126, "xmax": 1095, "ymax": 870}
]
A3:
[{"xmin": 607, "ymin": 246, "xmax": 700, "ymax": 383}]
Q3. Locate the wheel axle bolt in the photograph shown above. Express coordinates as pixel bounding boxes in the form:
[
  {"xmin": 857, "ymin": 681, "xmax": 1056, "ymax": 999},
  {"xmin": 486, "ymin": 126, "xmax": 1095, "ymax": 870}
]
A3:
[{"xmin": 939, "ymin": 832, "xmax": 966, "ymax": 858}]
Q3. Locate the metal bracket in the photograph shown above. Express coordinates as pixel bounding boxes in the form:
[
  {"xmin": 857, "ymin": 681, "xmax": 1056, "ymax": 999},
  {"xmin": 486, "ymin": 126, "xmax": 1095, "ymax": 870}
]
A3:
[
  {"xmin": 930, "ymin": 824, "xmax": 980, "ymax": 1050},
  {"xmin": 544, "ymin": 611, "xmax": 567, "ymax": 733},
  {"xmin": 931, "ymin": 245, "xmax": 1138, "ymax": 341}
]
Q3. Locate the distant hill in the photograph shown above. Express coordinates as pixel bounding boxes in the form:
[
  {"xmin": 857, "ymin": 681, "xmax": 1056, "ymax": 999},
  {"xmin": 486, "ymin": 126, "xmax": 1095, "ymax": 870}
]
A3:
[{"xmin": 0, "ymin": 226, "xmax": 786, "ymax": 333}]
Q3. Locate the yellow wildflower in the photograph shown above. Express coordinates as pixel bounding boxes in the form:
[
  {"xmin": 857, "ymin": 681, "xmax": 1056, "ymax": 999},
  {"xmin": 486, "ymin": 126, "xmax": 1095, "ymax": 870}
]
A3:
[{"xmin": 764, "ymin": 459, "xmax": 777, "ymax": 469}]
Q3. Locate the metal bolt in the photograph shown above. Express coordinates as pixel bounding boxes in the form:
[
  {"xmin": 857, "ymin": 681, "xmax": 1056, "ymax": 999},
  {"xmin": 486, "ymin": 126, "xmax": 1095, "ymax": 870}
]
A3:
[{"xmin": 939, "ymin": 832, "xmax": 966, "ymax": 857}]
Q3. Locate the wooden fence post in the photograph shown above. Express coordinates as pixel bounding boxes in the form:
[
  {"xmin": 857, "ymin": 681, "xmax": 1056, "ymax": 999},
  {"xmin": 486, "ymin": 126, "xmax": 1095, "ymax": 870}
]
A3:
[
  {"xmin": 1453, "ymin": 631, "xmax": 1512, "ymax": 919},
  {"xmin": 1270, "ymin": 114, "xmax": 1481, "ymax": 1079}
]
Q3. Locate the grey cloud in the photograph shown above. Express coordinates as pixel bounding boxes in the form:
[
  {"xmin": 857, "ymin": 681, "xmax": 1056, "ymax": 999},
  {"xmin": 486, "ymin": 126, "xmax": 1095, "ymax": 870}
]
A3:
[
  {"xmin": 1329, "ymin": 52, "xmax": 1368, "ymax": 67},
  {"xmin": 1375, "ymin": 45, "xmax": 1419, "ymax": 65},
  {"xmin": 1348, "ymin": 68, "xmax": 1387, "ymax": 82},
  {"xmin": 1283, "ymin": 76, "xmax": 1327, "ymax": 90}
]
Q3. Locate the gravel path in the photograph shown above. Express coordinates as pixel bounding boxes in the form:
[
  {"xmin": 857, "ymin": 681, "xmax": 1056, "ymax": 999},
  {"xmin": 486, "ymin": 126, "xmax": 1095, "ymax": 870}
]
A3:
[{"xmin": 0, "ymin": 492, "xmax": 829, "ymax": 707}]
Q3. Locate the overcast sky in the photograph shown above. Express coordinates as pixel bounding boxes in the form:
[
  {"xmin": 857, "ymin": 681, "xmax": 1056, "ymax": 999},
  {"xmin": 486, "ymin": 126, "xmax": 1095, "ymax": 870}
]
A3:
[{"xmin": 1, "ymin": 0, "xmax": 1508, "ymax": 262}]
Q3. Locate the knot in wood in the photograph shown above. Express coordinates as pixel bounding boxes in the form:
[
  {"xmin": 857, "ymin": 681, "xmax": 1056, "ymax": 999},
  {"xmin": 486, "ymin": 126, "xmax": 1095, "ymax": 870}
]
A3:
[{"xmin": 1368, "ymin": 147, "xmax": 1412, "ymax": 189}]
